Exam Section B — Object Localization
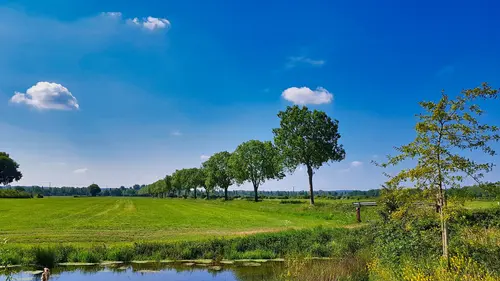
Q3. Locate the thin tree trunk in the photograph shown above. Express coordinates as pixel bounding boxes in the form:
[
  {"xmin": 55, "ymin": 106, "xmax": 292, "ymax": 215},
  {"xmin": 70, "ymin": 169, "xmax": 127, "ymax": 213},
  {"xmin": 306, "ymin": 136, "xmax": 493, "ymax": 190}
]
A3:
[
  {"xmin": 253, "ymin": 184, "xmax": 259, "ymax": 202},
  {"xmin": 194, "ymin": 188, "xmax": 197, "ymax": 199},
  {"xmin": 307, "ymin": 165, "xmax": 315, "ymax": 205},
  {"xmin": 206, "ymin": 189, "xmax": 210, "ymax": 200},
  {"xmin": 224, "ymin": 187, "xmax": 228, "ymax": 201},
  {"xmin": 439, "ymin": 185, "xmax": 449, "ymax": 264}
]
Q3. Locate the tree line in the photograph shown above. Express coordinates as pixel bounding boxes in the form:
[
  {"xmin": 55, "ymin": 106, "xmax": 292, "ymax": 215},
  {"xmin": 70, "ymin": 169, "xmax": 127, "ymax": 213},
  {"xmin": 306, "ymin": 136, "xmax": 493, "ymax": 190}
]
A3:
[{"xmin": 139, "ymin": 105, "xmax": 346, "ymax": 204}]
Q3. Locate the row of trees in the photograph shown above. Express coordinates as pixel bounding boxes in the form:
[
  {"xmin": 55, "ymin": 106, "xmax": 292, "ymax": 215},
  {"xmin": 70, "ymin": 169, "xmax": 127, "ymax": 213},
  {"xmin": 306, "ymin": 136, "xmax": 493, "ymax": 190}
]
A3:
[{"xmin": 140, "ymin": 105, "xmax": 346, "ymax": 204}]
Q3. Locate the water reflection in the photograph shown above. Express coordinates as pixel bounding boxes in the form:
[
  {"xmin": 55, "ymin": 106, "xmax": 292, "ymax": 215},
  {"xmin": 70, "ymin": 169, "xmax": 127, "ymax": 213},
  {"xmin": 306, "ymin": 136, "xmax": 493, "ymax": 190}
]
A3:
[{"xmin": 1, "ymin": 261, "xmax": 285, "ymax": 281}]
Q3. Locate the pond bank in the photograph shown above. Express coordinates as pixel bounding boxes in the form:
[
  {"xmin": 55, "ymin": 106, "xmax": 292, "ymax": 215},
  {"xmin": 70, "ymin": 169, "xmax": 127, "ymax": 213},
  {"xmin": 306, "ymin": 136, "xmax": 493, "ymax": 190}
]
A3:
[{"xmin": 0, "ymin": 227, "xmax": 368, "ymax": 267}]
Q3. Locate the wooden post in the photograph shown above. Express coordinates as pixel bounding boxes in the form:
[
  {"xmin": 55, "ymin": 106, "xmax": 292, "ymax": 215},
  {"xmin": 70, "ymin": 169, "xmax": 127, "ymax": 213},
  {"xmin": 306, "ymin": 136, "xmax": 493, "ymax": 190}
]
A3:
[{"xmin": 356, "ymin": 206, "xmax": 361, "ymax": 223}]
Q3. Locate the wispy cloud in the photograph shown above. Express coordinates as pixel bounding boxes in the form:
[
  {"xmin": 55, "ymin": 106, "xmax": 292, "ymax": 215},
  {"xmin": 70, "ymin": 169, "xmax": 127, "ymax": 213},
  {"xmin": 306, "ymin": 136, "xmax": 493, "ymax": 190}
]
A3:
[
  {"xmin": 350, "ymin": 161, "xmax": 363, "ymax": 168},
  {"xmin": 171, "ymin": 130, "xmax": 182, "ymax": 137},
  {"xmin": 73, "ymin": 168, "xmax": 88, "ymax": 174},
  {"xmin": 282, "ymin": 86, "xmax": 333, "ymax": 105},
  {"xmin": 10, "ymin": 82, "xmax": 79, "ymax": 111},
  {"xmin": 129, "ymin": 17, "xmax": 171, "ymax": 31},
  {"xmin": 436, "ymin": 65, "xmax": 455, "ymax": 77},
  {"xmin": 101, "ymin": 12, "xmax": 171, "ymax": 31},
  {"xmin": 200, "ymin": 155, "xmax": 210, "ymax": 161},
  {"xmin": 338, "ymin": 161, "xmax": 363, "ymax": 173},
  {"xmin": 286, "ymin": 56, "xmax": 325, "ymax": 69}
]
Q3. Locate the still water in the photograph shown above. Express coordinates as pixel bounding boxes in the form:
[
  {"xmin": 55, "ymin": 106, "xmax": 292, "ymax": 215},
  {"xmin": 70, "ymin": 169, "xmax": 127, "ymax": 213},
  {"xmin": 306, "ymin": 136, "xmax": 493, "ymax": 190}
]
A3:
[{"xmin": 1, "ymin": 261, "xmax": 286, "ymax": 281}]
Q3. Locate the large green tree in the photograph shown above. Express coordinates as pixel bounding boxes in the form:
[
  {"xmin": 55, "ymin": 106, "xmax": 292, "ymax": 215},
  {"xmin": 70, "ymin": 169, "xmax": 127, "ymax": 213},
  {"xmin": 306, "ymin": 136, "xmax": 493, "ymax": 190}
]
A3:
[
  {"xmin": 273, "ymin": 106, "xmax": 345, "ymax": 205},
  {"xmin": 0, "ymin": 152, "xmax": 23, "ymax": 186},
  {"xmin": 229, "ymin": 140, "xmax": 284, "ymax": 202},
  {"xmin": 203, "ymin": 151, "xmax": 234, "ymax": 200},
  {"xmin": 87, "ymin": 183, "xmax": 101, "ymax": 197},
  {"xmin": 172, "ymin": 168, "xmax": 201, "ymax": 198},
  {"xmin": 375, "ymin": 83, "xmax": 499, "ymax": 261}
]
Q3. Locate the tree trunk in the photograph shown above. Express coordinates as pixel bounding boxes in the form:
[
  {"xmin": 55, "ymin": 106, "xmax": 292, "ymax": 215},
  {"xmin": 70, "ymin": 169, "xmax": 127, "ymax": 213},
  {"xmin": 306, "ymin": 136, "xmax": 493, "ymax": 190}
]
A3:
[
  {"xmin": 438, "ymin": 183, "xmax": 449, "ymax": 265},
  {"xmin": 194, "ymin": 188, "xmax": 197, "ymax": 199},
  {"xmin": 206, "ymin": 189, "xmax": 210, "ymax": 200},
  {"xmin": 224, "ymin": 188, "xmax": 228, "ymax": 201},
  {"xmin": 307, "ymin": 165, "xmax": 315, "ymax": 205},
  {"xmin": 253, "ymin": 184, "xmax": 259, "ymax": 202}
]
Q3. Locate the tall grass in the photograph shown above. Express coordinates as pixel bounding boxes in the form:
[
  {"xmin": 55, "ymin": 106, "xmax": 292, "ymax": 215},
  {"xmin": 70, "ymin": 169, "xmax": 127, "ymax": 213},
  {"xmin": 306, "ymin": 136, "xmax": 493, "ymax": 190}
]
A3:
[{"xmin": 0, "ymin": 227, "xmax": 370, "ymax": 266}]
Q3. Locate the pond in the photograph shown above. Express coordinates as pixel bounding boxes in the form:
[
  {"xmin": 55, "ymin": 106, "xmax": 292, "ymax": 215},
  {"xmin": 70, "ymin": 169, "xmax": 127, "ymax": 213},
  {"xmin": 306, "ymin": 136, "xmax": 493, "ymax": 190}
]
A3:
[{"xmin": 0, "ymin": 261, "xmax": 289, "ymax": 281}]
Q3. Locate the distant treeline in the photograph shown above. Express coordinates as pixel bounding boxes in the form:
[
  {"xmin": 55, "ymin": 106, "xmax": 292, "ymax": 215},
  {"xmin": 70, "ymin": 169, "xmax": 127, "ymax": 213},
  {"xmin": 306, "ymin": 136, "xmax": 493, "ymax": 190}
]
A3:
[
  {"xmin": 2, "ymin": 182, "xmax": 498, "ymax": 200},
  {"xmin": 447, "ymin": 181, "xmax": 500, "ymax": 200},
  {"xmin": 0, "ymin": 185, "xmax": 145, "ymax": 198},
  {"xmin": 0, "ymin": 185, "xmax": 380, "ymax": 199}
]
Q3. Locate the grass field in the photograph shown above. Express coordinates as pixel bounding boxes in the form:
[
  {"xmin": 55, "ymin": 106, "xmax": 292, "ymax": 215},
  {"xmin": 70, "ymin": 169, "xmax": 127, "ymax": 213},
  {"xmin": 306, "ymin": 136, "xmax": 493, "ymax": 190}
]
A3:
[{"xmin": 0, "ymin": 197, "xmax": 377, "ymax": 246}]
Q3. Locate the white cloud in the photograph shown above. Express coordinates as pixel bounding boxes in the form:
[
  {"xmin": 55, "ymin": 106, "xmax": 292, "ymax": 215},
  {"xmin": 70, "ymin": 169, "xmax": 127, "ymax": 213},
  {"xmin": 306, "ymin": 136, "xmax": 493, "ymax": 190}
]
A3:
[
  {"xmin": 171, "ymin": 131, "xmax": 182, "ymax": 137},
  {"xmin": 337, "ymin": 161, "xmax": 363, "ymax": 173},
  {"xmin": 282, "ymin": 86, "xmax": 333, "ymax": 105},
  {"xmin": 101, "ymin": 12, "xmax": 122, "ymax": 18},
  {"xmin": 200, "ymin": 155, "xmax": 210, "ymax": 161},
  {"xmin": 73, "ymin": 168, "xmax": 88, "ymax": 174},
  {"xmin": 101, "ymin": 12, "xmax": 170, "ymax": 31},
  {"xmin": 130, "ymin": 16, "xmax": 171, "ymax": 30},
  {"xmin": 10, "ymin": 82, "xmax": 79, "ymax": 110},
  {"xmin": 286, "ymin": 56, "xmax": 325, "ymax": 68},
  {"xmin": 350, "ymin": 161, "xmax": 363, "ymax": 168}
]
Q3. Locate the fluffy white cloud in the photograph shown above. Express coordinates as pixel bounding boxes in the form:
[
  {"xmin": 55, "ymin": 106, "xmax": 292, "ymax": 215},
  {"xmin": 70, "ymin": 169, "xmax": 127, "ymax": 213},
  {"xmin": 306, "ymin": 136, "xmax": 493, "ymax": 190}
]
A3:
[
  {"xmin": 130, "ymin": 16, "xmax": 171, "ymax": 30},
  {"xmin": 101, "ymin": 12, "xmax": 170, "ymax": 31},
  {"xmin": 73, "ymin": 168, "xmax": 88, "ymax": 174},
  {"xmin": 350, "ymin": 161, "xmax": 363, "ymax": 168},
  {"xmin": 286, "ymin": 56, "xmax": 325, "ymax": 68},
  {"xmin": 200, "ymin": 155, "xmax": 210, "ymax": 161},
  {"xmin": 281, "ymin": 87, "xmax": 333, "ymax": 105},
  {"xmin": 10, "ymin": 82, "xmax": 79, "ymax": 110}
]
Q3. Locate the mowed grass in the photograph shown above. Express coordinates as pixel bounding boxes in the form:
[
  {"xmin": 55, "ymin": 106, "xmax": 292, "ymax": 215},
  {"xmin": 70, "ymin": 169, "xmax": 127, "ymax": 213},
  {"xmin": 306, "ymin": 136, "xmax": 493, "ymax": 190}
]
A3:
[{"xmin": 0, "ymin": 197, "xmax": 376, "ymax": 246}]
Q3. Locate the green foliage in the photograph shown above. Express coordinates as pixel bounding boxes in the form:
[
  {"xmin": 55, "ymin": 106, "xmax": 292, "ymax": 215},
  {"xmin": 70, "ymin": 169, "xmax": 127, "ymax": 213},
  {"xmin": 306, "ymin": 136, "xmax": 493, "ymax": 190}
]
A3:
[
  {"xmin": 30, "ymin": 247, "xmax": 57, "ymax": 267},
  {"xmin": 171, "ymin": 168, "xmax": 206, "ymax": 199},
  {"xmin": 229, "ymin": 140, "xmax": 284, "ymax": 202},
  {"xmin": 87, "ymin": 183, "xmax": 101, "ymax": 197},
  {"xmin": 377, "ymin": 83, "xmax": 499, "ymax": 191},
  {"xmin": 0, "ymin": 152, "xmax": 23, "ymax": 186},
  {"xmin": 480, "ymin": 181, "xmax": 500, "ymax": 199},
  {"xmin": 0, "ymin": 189, "xmax": 31, "ymax": 198},
  {"xmin": 203, "ymin": 151, "xmax": 234, "ymax": 200},
  {"xmin": 375, "ymin": 83, "xmax": 500, "ymax": 259},
  {"xmin": 0, "ymin": 227, "xmax": 369, "ymax": 265},
  {"xmin": 273, "ymin": 105, "xmax": 345, "ymax": 205}
]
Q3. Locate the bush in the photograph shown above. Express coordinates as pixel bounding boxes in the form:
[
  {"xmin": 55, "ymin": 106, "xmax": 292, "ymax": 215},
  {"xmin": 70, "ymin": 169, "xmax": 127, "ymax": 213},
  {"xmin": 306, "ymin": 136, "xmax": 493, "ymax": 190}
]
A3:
[
  {"xmin": 30, "ymin": 247, "xmax": 56, "ymax": 267},
  {"xmin": 279, "ymin": 199, "xmax": 305, "ymax": 204}
]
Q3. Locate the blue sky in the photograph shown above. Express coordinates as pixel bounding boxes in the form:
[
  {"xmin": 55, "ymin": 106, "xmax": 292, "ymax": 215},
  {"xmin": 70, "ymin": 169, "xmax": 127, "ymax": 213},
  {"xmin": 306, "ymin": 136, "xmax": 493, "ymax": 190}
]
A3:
[{"xmin": 0, "ymin": 0, "xmax": 499, "ymax": 190}]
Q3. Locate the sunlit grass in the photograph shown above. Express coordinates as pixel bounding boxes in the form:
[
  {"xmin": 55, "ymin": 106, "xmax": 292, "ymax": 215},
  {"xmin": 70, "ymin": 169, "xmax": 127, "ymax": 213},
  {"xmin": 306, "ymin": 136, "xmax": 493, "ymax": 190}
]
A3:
[{"xmin": 0, "ymin": 197, "xmax": 378, "ymax": 246}]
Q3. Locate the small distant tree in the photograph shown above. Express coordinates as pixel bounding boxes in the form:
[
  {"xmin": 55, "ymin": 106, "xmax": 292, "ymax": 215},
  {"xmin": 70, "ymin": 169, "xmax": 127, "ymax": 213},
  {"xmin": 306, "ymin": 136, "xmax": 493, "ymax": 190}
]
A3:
[
  {"xmin": 480, "ymin": 181, "xmax": 500, "ymax": 199},
  {"xmin": 88, "ymin": 183, "xmax": 101, "ymax": 197},
  {"xmin": 0, "ymin": 152, "xmax": 23, "ymax": 186},
  {"xmin": 229, "ymin": 140, "xmax": 284, "ymax": 202},
  {"xmin": 203, "ymin": 151, "xmax": 234, "ymax": 200},
  {"xmin": 375, "ymin": 83, "xmax": 499, "ymax": 262},
  {"xmin": 273, "ymin": 106, "xmax": 346, "ymax": 205}
]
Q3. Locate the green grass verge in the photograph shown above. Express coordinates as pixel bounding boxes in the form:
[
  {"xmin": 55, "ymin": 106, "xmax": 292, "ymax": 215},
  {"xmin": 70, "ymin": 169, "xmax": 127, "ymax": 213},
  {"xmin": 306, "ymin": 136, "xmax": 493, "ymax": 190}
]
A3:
[{"xmin": 0, "ymin": 226, "xmax": 371, "ymax": 267}]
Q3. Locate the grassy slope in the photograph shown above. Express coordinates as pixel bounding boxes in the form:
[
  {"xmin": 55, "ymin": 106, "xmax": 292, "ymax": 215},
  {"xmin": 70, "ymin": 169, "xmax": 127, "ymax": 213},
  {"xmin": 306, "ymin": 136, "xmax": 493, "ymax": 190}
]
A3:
[{"xmin": 0, "ymin": 197, "xmax": 377, "ymax": 246}]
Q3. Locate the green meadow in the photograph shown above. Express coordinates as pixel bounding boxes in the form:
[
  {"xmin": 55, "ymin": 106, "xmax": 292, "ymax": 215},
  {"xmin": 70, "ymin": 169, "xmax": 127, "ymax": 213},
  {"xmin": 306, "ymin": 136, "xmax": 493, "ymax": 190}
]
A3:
[{"xmin": 0, "ymin": 197, "xmax": 377, "ymax": 246}]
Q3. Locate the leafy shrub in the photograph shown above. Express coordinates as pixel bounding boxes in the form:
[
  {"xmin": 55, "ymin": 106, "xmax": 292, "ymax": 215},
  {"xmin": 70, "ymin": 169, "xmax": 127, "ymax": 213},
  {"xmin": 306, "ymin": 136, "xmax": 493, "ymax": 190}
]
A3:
[{"xmin": 279, "ymin": 200, "xmax": 305, "ymax": 204}]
